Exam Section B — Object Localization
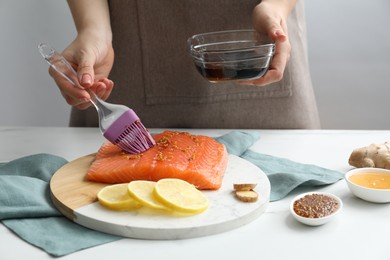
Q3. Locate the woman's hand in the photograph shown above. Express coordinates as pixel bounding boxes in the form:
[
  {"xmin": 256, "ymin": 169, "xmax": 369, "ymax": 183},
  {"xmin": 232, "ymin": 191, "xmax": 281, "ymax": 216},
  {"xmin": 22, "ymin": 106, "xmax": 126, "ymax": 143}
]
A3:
[
  {"xmin": 49, "ymin": 34, "xmax": 114, "ymax": 109},
  {"xmin": 49, "ymin": 0, "xmax": 114, "ymax": 109},
  {"xmin": 242, "ymin": 0, "xmax": 296, "ymax": 86}
]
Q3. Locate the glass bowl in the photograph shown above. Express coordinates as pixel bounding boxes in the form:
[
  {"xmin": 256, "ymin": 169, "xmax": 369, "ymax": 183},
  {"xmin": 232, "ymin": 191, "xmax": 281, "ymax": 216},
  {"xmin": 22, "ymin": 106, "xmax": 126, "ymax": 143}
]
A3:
[{"xmin": 187, "ymin": 29, "xmax": 275, "ymax": 83}]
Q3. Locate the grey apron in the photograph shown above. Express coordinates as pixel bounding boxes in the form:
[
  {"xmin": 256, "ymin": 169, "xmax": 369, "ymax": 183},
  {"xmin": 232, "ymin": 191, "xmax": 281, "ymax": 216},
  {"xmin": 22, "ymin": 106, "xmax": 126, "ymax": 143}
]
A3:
[{"xmin": 70, "ymin": 0, "xmax": 320, "ymax": 129}]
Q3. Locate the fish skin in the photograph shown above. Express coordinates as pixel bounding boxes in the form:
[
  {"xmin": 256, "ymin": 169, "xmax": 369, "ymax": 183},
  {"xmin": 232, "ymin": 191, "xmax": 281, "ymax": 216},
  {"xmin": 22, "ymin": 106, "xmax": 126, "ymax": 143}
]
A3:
[{"xmin": 87, "ymin": 131, "xmax": 228, "ymax": 190}]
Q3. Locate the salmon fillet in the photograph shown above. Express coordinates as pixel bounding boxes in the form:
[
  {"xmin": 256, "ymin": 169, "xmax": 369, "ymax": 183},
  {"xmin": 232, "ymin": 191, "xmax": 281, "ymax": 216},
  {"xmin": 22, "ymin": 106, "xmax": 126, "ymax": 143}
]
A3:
[{"xmin": 87, "ymin": 131, "xmax": 228, "ymax": 190}]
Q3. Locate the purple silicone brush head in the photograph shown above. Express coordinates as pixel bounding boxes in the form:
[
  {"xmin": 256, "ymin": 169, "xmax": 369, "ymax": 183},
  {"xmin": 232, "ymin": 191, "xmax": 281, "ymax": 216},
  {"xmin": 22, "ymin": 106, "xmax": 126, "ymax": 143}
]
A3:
[{"xmin": 103, "ymin": 109, "xmax": 155, "ymax": 154}]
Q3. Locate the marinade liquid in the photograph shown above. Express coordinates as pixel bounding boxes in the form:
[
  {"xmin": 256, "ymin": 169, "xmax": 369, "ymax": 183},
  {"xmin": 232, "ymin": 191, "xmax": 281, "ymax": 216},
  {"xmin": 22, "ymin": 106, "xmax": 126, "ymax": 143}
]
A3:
[{"xmin": 195, "ymin": 65, "xmax": 267, "ymax": 82}]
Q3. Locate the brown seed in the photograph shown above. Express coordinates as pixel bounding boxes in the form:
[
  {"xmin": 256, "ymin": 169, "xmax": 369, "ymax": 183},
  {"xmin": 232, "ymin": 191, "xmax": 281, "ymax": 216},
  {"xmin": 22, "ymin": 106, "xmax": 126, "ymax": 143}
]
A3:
[{"xmin": 293, "ymin": 194, "xmax": 339, "ymax": 218}]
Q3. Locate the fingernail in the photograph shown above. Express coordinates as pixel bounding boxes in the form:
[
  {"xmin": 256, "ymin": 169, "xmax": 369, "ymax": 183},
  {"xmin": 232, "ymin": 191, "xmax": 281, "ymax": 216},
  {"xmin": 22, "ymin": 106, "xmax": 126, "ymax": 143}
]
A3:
[
  {"xmin": 81, "ymin": 74, "xmax": 92, "ymax": 85},
  {"xmin": 274, "ymin": 30, "xmax": 283, "ymax": 36},
  {"xmin": 274, "ymin": 30, "xmax": 287, "ymax": 40},
  {"xmin": 77, "ymin": 98, "xmax": 90, "ymax": 105}
]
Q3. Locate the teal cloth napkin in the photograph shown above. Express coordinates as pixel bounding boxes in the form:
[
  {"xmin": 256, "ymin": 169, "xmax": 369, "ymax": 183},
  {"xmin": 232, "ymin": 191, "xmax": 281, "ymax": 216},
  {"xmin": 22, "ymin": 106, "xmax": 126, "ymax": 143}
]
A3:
[
  {"xmin": 0, "ymin": 131, "xmax": 344, "ymax": 257},
  {"xmin": 216, "ymin": 131, "xmax": 344, "ymax": 201},
  {"xmin": 0, "ymin": 154, "xmax": 121, "ymax": 257}
]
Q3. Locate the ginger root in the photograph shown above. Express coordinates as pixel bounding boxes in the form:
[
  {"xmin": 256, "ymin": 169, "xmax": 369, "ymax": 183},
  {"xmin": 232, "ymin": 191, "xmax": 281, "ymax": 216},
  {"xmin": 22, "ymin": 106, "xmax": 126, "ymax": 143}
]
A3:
[{"xmin": 349, "ymin": 142, "xmax": 390, "ymax": 169}]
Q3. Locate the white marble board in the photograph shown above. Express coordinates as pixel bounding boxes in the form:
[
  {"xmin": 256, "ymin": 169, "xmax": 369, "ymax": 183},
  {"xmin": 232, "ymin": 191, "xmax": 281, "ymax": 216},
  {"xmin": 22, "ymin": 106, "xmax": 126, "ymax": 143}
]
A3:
[{"xmin": 50, "ymin": 154, "xmax": 270, "ymax": 240}]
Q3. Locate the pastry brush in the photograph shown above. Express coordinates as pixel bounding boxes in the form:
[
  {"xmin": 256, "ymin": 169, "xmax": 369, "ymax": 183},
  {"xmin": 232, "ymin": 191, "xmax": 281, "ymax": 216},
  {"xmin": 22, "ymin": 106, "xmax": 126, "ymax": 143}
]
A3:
[{"xmin": 38, "ymin": 43, "xmax": 155, "ymax": 154}]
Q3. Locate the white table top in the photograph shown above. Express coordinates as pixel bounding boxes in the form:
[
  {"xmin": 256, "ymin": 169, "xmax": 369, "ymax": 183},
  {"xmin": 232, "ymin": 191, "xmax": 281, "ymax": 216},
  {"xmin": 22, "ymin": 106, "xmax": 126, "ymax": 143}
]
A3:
[{"xmin": 1, "ymin": 127, "xmax": 389, "ymax": 260}]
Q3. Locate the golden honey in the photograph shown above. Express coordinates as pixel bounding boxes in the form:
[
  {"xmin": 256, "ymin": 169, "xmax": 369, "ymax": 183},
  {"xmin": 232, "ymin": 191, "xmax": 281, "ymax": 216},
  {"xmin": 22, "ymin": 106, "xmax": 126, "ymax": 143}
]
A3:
[{"xmin": 349, "ymin": 172, "xmax": 390, "ymax": 189}]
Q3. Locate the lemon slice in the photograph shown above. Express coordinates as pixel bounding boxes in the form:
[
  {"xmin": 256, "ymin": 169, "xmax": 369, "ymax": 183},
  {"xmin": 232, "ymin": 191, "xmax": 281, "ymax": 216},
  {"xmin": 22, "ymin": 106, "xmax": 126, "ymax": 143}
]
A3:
[
  {"xmin": 128, "ymin": 181, "xmax": 168, "ymax": 210},
  {"xmin": 97, "ymin": 183, "xmax": 142, "ymax": 211},
  {"xmin": 154, "ymin": 178, "xmax": 209, "ymax": 214}
]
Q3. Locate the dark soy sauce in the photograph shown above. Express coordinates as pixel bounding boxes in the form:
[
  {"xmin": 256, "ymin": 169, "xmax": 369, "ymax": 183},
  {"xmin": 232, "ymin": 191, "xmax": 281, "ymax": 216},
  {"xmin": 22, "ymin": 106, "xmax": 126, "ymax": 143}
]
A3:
[{"xmin": 195, "ymin": 65, "xmax": 267, "ymax": 82}]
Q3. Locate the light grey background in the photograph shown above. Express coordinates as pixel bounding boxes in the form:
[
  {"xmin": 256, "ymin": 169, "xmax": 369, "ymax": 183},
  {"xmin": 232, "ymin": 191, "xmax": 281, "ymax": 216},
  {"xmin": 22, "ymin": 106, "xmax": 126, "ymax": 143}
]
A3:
[{"xmin": 1, "ymin": 0, "xmax": 389, "ymax": 129}]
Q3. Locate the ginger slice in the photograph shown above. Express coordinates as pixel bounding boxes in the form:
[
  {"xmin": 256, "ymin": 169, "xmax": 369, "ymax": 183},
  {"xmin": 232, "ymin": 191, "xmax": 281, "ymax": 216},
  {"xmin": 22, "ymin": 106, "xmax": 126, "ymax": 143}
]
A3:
[
  {"xmin": 235, "ymin": 190, "xmax": 258, "ymax": 203},
  {"xmin": 233, "ymin": 183, "xmax": 257, "ymax": 191},
  {"xmin": 233, "ymin": 183, "xmax": 258, "ymax": 202}
]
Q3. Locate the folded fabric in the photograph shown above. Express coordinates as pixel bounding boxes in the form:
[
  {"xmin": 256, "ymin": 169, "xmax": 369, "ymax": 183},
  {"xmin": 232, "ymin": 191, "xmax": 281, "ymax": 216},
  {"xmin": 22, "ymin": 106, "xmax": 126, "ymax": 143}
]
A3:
[
  {"xmin": 216, "ymin": 131, "xmax": 344, "ymax": 201},
  {"xmin": 0, "ymin": 154, "xmax": 121, "ymax": 257},
  {"xmin": 0, "ymin": 131, "xmax": 344, "ymax": 256}
]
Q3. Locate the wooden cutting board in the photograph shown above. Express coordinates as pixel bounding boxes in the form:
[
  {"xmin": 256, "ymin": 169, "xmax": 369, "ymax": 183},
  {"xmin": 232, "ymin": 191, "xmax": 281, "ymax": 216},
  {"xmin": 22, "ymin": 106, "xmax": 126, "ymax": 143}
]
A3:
[{"xmin": 50, "ymin": 154, "xmax": 270, "ymax": 239}]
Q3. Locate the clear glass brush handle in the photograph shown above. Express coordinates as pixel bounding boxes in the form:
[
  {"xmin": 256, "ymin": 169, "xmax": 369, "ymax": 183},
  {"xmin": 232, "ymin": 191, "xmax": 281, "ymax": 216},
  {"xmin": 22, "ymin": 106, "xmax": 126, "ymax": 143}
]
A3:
[{"xmin": 38, "ymin": 43, "xmax": 126, "ymax": 132}]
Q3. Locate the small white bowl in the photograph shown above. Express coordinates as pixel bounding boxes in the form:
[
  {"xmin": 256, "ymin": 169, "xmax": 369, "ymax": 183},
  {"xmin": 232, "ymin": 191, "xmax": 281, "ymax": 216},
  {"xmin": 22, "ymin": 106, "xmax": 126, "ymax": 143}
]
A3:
[
  {"xmin": 345, "ymin": 167, "xmax": 390, "ymax": 203},
  {"xmin": 290, "ymin": 192, "xmax": 342, "ymax": 226}
]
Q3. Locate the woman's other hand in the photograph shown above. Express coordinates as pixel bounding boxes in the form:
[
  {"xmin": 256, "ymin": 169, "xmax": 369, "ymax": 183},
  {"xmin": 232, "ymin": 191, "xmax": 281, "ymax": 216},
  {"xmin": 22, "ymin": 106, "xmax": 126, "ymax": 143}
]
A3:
[{"xmin": 242, "ymin": 0, "xmax": 296, "ymax": 86}]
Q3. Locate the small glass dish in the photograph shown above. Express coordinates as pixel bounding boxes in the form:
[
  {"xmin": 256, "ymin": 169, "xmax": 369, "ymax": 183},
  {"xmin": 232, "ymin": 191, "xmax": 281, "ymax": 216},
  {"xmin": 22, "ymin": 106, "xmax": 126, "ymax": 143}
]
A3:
[
  {"xmin": 290, "ymin": 192, "xmax": 343, "ymax": 226},
  {"xmin": 187, "ymin": 29, "xmax": 275, "ymax": 83},
  {"xmin": 345, "ymin": 167, "xmax": 390, "ymax": 203}
]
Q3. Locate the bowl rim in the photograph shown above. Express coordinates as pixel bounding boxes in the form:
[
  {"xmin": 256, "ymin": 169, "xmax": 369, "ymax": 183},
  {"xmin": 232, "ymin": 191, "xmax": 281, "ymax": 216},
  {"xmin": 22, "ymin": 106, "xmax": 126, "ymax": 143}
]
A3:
[
  {"xmin": 187, "ymin": 29, "xmax": 275, "ymax": 54},
  {"xmin": 345, "ymin": 167, "xmax": 390, "ymax": 191},
  {"xmin": 290, "ymin": 191, "xmax": 343, "ymax": 222},
  {"xmin": 188, "ymin": 29, "xmax": 264, "ymax": 40},
  {"xmin": 189, "ymin": 43, "xmax": 276, "ymax": 57}
]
